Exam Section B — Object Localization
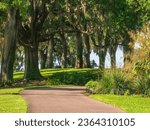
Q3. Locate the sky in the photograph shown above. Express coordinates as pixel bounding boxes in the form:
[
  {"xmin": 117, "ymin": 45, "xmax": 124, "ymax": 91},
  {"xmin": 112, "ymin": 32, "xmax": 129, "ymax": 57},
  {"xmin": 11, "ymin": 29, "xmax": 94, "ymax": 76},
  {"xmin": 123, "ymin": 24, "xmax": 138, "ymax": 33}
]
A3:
[{"xmin": 90, "ymin": 45, "xmax": 124, "ymax": 68}]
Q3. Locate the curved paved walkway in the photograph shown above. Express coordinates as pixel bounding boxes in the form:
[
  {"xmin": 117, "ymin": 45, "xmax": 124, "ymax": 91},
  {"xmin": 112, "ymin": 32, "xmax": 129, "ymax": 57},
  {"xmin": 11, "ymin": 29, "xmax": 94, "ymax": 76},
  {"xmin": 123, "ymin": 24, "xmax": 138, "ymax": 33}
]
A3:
[{"xmin": 20, "ymin": 86, "xmax": 124, "ymax": 113}]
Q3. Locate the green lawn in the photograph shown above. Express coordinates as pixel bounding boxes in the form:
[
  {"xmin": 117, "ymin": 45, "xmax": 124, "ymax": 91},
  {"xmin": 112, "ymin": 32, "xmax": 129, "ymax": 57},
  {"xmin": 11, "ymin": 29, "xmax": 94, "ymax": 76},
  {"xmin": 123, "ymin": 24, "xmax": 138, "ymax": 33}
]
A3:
[
  {"xmin": 1, "ymin": 68, "xmax": 98, "ymax": 113},
  {"xmin": 0, "ymin": 88, "xmax": 23, "ymax": 95},
  {"xmin": 13, "ymin": 69, "xmax": 71, "ymax": 79},
  {"xmin": 1, "ymin": 86, "xmax": 150, "ymax": 113},
  {"xmin": 90, "ymin": 94, "xmax": 150, "ymax": 113},
  {"xmin": 0, "ymin": 95, "xmax": 27, "ymax": 113},
  {"xmin": 0, "ymin": 86, "xmax": 48, "ymax": 113},
  {"xmin": 1, "ymin": 69, "xmax": 150, "ymax": 113},
  {"xmin": 13, "ymin": 68, "xmax": 99, "ymax": 80},
  {"xmin": 0, "ymin": 87, "xmax": 26, "ymax": 113}
]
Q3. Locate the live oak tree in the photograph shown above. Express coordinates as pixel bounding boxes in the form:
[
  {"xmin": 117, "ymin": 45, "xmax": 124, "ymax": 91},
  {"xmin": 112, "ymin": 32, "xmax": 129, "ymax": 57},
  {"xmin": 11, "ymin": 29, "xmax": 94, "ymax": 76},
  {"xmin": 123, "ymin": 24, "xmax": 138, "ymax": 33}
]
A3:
[
  {"xmin": 0, "ymin": 0, "xmax": 150, "ymax": 82},
  {"xmin": 90, "ymin": 0, "xmax": 150, "ymax": 68},
  {"xmin": 0, "ymin": 0, "xmax": 29, "ymax": 81},
  {"xmin": 0, "ymin": 2, "xmax": 19, "ymax": 81}
]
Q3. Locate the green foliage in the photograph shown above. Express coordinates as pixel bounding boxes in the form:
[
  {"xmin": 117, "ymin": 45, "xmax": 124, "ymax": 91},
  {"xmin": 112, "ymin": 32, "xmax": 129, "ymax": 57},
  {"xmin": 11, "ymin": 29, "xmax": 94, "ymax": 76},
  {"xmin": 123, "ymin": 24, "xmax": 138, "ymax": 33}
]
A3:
[
  {"xmin": 112, "ymin": 72, "xmax": 133, "ymax": 95},
  {"xmin": 98, "ymin": 73, "xmax": 114, "ymax": 94},
  {"xmin": 47, "ymin": 69, "xmax": 101, "ymax": 85},
  {"xmin": 0, "ymin": 2, "xmax": 7, "ymax": 10},
  {"xmin": 13, "ymin": 0, "xmax": 29, "ymax": 19},
  {"xmin": 91, "ymin": 94, "xmax": 150, "ymax": 113},
  {"xmin": 85, "ymin": 81, "xmax": 99, "ymax": 94},
  {"xmin": 124, "ymin": 90, "xmax": 130, "ymax": 96},
  {"xmin": 132, "ymin": 56, "xmax": 150, "ymax": 96},
  {"xmin": 13, "ymin": 68, "xmax": 101, "ymax": 86},
  {"xmin": 0, "ymin": 81, "xmax": 14, "ymax": 88},
  {"xmin": 86, "ymin": 67, "xmax": 150, "ymax": 96},
  {"xmin": 86, "ymin": 70, "xmax": 133, "ymax": 95},
  {"xmin": 0, "ymin": 0, "xmax": 28, "ymax": 18},
  {"xmin": 135, "ymin": 75, "xmax": 150, "ymax": 96},
  {"xmin": 133, "ymin": 59, "xmax": 150, "ymax": 76}
]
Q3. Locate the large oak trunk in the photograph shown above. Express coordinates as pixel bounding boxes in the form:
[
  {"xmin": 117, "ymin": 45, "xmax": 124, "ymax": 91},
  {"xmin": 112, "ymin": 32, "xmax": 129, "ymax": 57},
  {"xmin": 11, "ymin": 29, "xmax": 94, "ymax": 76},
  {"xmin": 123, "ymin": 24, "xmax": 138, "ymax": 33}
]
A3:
[
  {"xmin": 46, "ymin": 37, "xmax": 54, "ymax": 68},
  {"xmin": 23, "ymin": 0, "xmax": 44, "ymax": 80},
  {"xmin": 0, "ymin": 37, "xmax": 4, "ymax": 72},
  {"xmin": 24, "ymin": 45, "xmax": 42, "ymax": 80},
  {"xmin": 60, "ymin": 32, "xmax": 67, "ymax": 68},
  {"xmin": 99, "ymin": 48, "xmax": 107, "ymax": 69},
  {"xmin": 97, "ymin": 32, "xmax": 107, "ymax": 69},
  {"xmin": 84, "ymin": 34, "xmax": 91, "ymax": 68},
  {"xmin": 109, "ymin": 45, "xmax": 117, "ymax": 68},
  {"xmin": 24, "ymin": 29, "xmax": 42, "ymax": 80},
  {"xmin": 39, "ymin": 49, "xmax": 47, "ymax": 69},
  {"xmin": 0, "ymin": 7, "xmax": 19, "ymax": 81},
  {"xmin": 75, "ymin": 33, "xmax": 83, "ymax": 68}
]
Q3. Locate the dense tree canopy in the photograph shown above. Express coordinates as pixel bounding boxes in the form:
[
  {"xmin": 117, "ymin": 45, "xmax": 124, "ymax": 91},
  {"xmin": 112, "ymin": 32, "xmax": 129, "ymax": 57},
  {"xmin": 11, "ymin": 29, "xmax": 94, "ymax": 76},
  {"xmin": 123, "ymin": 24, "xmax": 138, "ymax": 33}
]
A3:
[{"xmin": 0, "ymin": 0, "xmax": 150, "ymax": 81}]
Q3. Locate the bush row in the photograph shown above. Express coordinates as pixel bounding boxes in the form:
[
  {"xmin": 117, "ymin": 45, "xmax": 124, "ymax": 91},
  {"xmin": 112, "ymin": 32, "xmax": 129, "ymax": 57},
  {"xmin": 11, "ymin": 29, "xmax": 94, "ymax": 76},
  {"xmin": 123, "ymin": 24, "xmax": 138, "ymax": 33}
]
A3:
[
  {"xmin": 47, "ymin": 69, "xmax": 101, "ymax": 85},
  {"xmin": 86, "ymin": 70, "xmax": 150, "ymax": 96},
  {"xmin": 0, "ymin": 81, "xmax": 14, "ymax": 88}
]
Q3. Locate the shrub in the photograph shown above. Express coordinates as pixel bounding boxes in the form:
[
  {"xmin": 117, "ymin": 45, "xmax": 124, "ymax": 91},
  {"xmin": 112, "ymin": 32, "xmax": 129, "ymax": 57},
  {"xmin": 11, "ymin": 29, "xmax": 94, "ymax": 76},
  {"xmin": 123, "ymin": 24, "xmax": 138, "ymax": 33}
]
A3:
[
  {"xmin": 135, "ymin": 75, "xmax": 150, "ymax": 96},
  {"xmin": 112, "ymin": 71, "xmax": 133, "ymax": 95},
  {"xmin": 124, "ymin": 90, "xmax": 130, "ymax": 96},
  {"xmin": 133, "ymin": 59, "xmax": 150, "ymax": 77},
  {"xmin": 0, "ymin": 81, "xmax": 14, "ymax": 88},
  {"xmin": 97, "ymin": 73, "xmax": 114, "ymax": 94},
  {"xmin": 86, "ymin": 70, "xmax": 133, "ymax": 95},
  {"xmin": 47, "ymin": 69, "xmax": 101, "ymax": 85},
  {"xmin": 85, "ymin": 81, "xmax": 99, "ymax": 94}
]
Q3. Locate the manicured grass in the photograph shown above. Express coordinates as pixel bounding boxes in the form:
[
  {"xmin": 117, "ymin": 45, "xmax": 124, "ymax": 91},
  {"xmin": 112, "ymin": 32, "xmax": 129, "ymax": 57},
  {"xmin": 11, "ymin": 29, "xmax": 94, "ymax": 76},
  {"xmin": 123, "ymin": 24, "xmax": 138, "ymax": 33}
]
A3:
[
  {"xmin": 13, "ymin": 68, "xmax": 100, "ymax": 80},
  {"xmin": 0, "ymin": 95, "xmax": 27, "ymax": 113},
  {"xmin": 90, "ymin": 94, "xmax": 150, "ymax": 113},
  {"xmin": 0, "ymin": 86, "xmax": 48, "ymax": 113},
  {"xmin": 13, "ymin": 71, "xmax": 24, "ymax": 79},
  {"xmin": 4, "ymin": 68, "xmax": 99, "ymax": 113},
  {"xmin": 0, "ymin": 88, "xmax": 23, "ymax": 95},
  {"xmin": 13, "ymin": 69, "xmax": 70, "ymax": 79},
  {"xmin": 0, "ymin": 86, "xmax": 48, "ymax": 95},
  {"xmin": 0, "ymin": 87, "xmax": 26, "ymax": 113}
]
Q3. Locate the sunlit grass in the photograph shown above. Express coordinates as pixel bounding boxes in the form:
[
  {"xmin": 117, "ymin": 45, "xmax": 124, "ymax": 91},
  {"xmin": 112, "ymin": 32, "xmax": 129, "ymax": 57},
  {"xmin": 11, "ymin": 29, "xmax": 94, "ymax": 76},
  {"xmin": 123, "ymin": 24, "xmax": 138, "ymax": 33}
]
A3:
[
  {"xmin": 91, "ymin": 94, "xmax": 150, "ymax": 113},
  {"xmin": 0, "ymin": 85, "xmax": 48, "ymax": 113},
  {"xmin": 13, "ymin": 68, "xmax": 99, "ymax": 80},
  {"xmin": 13, "ymin": 71, "xmax": 24, "ymax": 79},
  {"xmin": 0, "ymin": 95, "xmax": 27, "ymax": 113},
  {"xmin": 0, "ymin": 88, "xmax": 23, "ymax": 95}
]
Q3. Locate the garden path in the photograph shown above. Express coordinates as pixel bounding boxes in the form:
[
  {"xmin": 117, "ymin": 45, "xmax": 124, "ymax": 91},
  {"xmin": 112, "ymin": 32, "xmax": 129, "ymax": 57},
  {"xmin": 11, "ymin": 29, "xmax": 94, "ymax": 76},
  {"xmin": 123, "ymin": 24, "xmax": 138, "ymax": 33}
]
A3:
[{"xmin": 20, "ymin": 86, "xmax": 124, "ymax": 113}]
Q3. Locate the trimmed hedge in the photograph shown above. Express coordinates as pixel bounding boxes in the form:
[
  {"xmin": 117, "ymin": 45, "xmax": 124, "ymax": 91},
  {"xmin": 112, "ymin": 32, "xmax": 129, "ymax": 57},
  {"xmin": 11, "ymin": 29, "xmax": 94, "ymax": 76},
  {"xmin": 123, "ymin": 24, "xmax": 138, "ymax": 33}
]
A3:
[{"xmin": 47, "ymin": 69, "xmax": 101, "ymax": 85}]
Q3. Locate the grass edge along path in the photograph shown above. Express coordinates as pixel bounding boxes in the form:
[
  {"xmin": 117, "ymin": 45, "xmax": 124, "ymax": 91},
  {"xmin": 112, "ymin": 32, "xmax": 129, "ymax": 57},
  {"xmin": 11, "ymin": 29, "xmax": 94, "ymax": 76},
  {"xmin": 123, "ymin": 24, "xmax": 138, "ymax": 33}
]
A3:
[
  {"xmin": 90, "ymin": 94, "xmax": 150, "ymax": 113},
  {"xmin": 0, "ymin": 95, "xmax": 27, "ymax": 113},
  {"xmin": 0, "ymin": 86, "xmax": 48, "ymax": 113},
  {"xmin": 1, "ymin": 84, "xmax": 150, "ymax": 113}
]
